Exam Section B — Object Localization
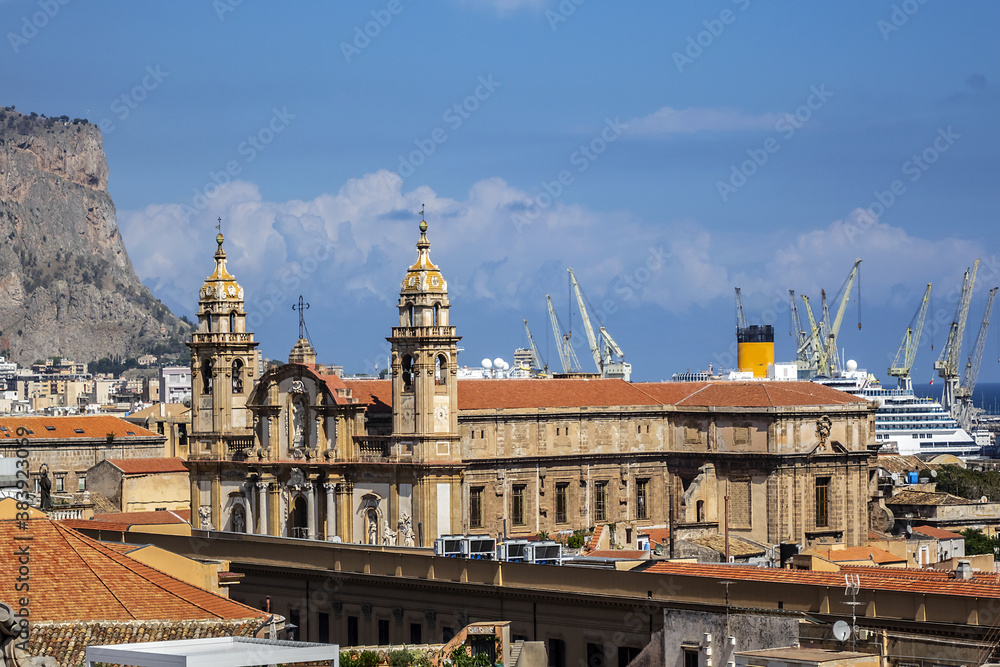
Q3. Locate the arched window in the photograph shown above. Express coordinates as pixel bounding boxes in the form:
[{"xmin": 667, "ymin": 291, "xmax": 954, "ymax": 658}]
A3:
[
  {"xmin": 433, "ymin": 303, "xmax": 440, "ymax": 326},
  {"xmin": 206, "ymin": 315, "xmax": 212, "ymax": 333},
  {"xmin": 229, "ymin": 311, "xmax": 237, "ymax": 334},
  {"xmin": 232, "ymin": 358, "xmax": 244, "ymax": 394},
  {"xmin": 696, "ymin": 500, "xmax": 705, "ymax": 523},
  {"xmin": 402, "ymin": 355, "xmax": 414, "ymax": 391},
  {"xmin": 201, "ymin": 359, "xmax": 214, "ymax": 394},
  {"xmin": 435, "ymin": 354, "xmax": 447, "ymax": 386},
  {"xmin": 407, "ymin": 305, "xmax": 415, "ymax": 327}
]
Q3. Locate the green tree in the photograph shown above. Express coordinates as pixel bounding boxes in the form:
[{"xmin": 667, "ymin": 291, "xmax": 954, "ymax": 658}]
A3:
[{"xmin": 960, "ymin": 529, "xmax": 1000, "ymax": 556}]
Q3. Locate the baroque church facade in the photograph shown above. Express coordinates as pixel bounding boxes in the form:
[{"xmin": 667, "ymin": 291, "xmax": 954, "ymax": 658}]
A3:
[{"xmin": 186, "ymin": 219, "xmax": 878, "ymax": 550}]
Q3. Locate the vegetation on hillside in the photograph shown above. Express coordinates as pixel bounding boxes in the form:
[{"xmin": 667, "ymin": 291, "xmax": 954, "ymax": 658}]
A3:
[{"xmin": 932, "ymin": 465, "xmax": 1000, "ymax": 502}]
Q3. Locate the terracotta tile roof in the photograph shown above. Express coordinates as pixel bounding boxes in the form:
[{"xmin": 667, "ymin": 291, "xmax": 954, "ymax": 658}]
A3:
[
  {"xmin": 344, "ymin": 379, "xmax": 868, "ymax": 412},
  {"xmin": 809, "ymin": 546, "xmax": 907, "ymax": 565},
  {"xmin": 343, "ymin": 379, "xmax": 393, "ymax": 413},
  {"xmin": 457, "ymin": 379, "xmax": 659, "ymax": 410},
  {"xmin": 875, "ymin": 454, "xmax": 936, "ymax": 475},
  {"xmin": 107, "ymin": 457, "xmax": 188, "ymax": 474},
  {"xmin": 636, "ymin": 381, "xmax": 866, "ymax": 408},
  {"xmin": 641, "ymin": 561, "xmax": 1000, "ymax": 598},
  {"xmin": 913, "ymin": 524, "xmax": 964, "ymax": 540},
  {"xmin": 0, "ymin": 415, "xmax": 160, "ymax": 440},
  {"xmin": 638, "ymin": 527, "xmax": 670, "ymax": 546},
  {"xmin": 0, "ymin": 519, "xmax": 266, "ymax": 622},
  {"xmin": 92, "ymin": 509, "xmax": 191, "ymax": 525},
  {"xmin": 585, "ymin": 525, "xmax": 605, "ymax": 552},
  {"xmin": 886, "ymin": 490, "xmax": 973, "ymax": 506}
]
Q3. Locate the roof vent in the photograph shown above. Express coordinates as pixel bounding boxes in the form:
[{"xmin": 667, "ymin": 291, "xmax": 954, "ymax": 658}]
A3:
[{"xmin": 955, "ymin": 559, "xmax": 975, "ymax": 580}]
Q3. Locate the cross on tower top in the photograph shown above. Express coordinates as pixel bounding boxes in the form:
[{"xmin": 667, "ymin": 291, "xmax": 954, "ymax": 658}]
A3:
[{"xmin": 293, "ymin": 295, "xmax": 310, "ymax": 341}]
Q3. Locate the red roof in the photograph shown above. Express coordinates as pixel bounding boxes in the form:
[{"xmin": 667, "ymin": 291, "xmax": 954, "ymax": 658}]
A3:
[
  {"xmin": 0, "ymin": 519, "xmax": 266, "ymax": 622},
  {"xmin": 0, "ymin": 415, "xmax": 160, "ymax": 440},
  {"xmin": 108, "ymin": 457, "xmax": 188, "ymax": 474},
  {"xmin": 811, "ymin": 546, "xmax": 907, "ymax": 564},
  {"xmin": 913, "ymin": 524, "xmax": 965, "ymax": 540},
  {"xmin": 642, "ymin": 561, "xmax": 1000, "ymax": 598},
  {"xmin": 342, "ymin": 379, "xmax": 867, "ymax": 412}
]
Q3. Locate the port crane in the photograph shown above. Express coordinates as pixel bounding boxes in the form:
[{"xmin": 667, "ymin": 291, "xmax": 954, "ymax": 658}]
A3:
[
  {"xmin": 796, "ymin": 259, "xmax": 862, "ymax": 377},
  {"xmin": 522, "ymin": 319, "xmax": 547, "ymax": 375},
  {"xmin": 887, "ymin": 283, "xmax": 932, "ymax": 391},
  {"xmin": 935, "ymin": 260, "xmax": 979, "ymax": 415},
  {"xmin": 954, "ymin": 286, "xmax": 997, "ymax": 431},
  {"xmin": 567, "ymin": 268, "xmax": 631, "ymax": 380},
  {"xmin": 546, "ymin": 294, "xmax": 582, "ymax": 374}
]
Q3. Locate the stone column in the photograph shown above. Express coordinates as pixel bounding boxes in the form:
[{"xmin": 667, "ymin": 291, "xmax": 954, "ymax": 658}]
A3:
[
  {"xmin": 210, "ymin": 476, "xmax": 222, "ymax": 531},
  {"xmin": 324, "ymin": 482, "xmax": 338, "ymax": 540},
  {"xmin": 268, "ymin": 482, "xmax": 280, "ymax": 537},
  {"xmin": 306, "ymin": 482, "xmax": 317, "ymax": 540},
  {"xmin": 255, "ymin": 482, "xmax": 268, "ymax": 535}
]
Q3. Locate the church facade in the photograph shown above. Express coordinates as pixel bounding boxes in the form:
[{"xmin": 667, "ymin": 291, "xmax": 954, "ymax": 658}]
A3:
[{"xmin": 185, "ymin": 220, "xmax": 878, "ymax": 550}]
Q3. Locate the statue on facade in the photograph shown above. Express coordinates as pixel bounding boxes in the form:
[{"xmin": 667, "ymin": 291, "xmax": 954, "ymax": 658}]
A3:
[
  {"xmin": 199, "ymin": 506, "xmax": 212, "ymax": 530},
  {"xmin": 291, "ymin": 397, "xmax": 305, "ymax": 449},
  {"xmin": 398, "ymin": 514, "xmax": 415, "ymax": 547},
  {"xmin": 367, "ymin": 511, "xmax": 378, "ymax": 545},
  {"xmin": 382, "ymin": 522, "xmax": 397, "ymax": 546},
  {"xmin": 37, "ymin": 466, "xmax": 51, "ymax": 512}
]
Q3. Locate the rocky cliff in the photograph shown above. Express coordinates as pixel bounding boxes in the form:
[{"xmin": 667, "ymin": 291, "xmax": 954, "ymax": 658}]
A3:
[{"xmin": 0, "ymin": 107, "xmax": 192, "ymax": 365}]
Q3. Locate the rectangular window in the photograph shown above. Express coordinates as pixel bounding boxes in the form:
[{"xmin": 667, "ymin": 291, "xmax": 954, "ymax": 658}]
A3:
[
  {"xmin": 443, "ymin": 627, "xmax": 455, "ymax": 643},
  {"xmin": 470, "ymin": 486, "xmax": 484, "ymax": 529},
  {"xmin": 77, "ymin": 475, "xmax": 86, "ymax": 492},
  {"xmin": 319, "ymin": 612, "xmax": 330, "ymax": 644},
  {"xmin": 288, "ymin": 609, "xmax": 300, "ymax": 641},
  {"xmin": 636, "ymin": 479, "xmax": 649, "ymax": 520},
  {"xmin": 556, "ymin": 483, "xmax": 569, "ymax": 524},
  {"xmin": 548, "ymin": 638, "xmax": 566, "ymax": 667},
  {"xmin": 594, "ymin": 482, "xmax": 607, "ymax": 522},
  {"xmin": 512, "ymin": 484, "xmax": 526, "ymax": 526},
  {"xmin": 347, "ymin": 616, "xmax": 359, "ymax": 646},
  {"xmin": 55, "ymin": 475, "xmax": 65, "ymax": 493},
  {"xmin": 587, "ymin": 643, "xmax": 606, "ymax": 667},
  {"xmin": 815, "ymin": 477, "xmax": 831, "ymax": 528},
  {"xmin": 618, "ymin": 647, "xmax": 641, "ymax": 667},
  {"xmin": 410, "ymin": 622, "xmax": 422, "ymax": 645},
  {"xmin": 683, "ymin": 648, "xmax": 699, "ymax": 667},
  {"xmin": 378, "ymin": 619, "xmax": 390, "ymax": 645}
]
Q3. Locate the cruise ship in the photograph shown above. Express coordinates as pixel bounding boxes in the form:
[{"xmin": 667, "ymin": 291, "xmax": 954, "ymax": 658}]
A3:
[{"xmin": 812, "ymin": 361, "xmax": 980, "ymax": 459}]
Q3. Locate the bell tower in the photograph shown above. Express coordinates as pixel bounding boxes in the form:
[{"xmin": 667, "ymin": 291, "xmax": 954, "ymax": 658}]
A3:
[
  {"xmin": 188, "ymin": 230, "xmax": 259, "ymax": 464},
  {"xmin": 388, "ymin": 214, "xmax": 461, "ymax": 461}
]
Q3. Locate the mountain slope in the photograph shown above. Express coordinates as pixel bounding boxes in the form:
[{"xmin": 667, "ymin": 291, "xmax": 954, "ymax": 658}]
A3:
[{"xmin": 0, "ymin": 107, "xmax": 191, "ymax": 365}]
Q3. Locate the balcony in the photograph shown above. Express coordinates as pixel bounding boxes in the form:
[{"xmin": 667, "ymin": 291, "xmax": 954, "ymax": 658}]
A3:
[{"xmin": 191, "ymin": 332, "xmax": 256, "ymax": 344}]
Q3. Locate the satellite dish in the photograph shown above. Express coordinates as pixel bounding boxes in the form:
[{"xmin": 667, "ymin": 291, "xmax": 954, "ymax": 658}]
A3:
[
  {"xmin": 832, "ymin": 620, "xmax": 851, "ymax": 642},
  {"xmin": 930, "ymin": 469, "xmax": 937, "ymax": 479},
  {"xmin": 890, "ymin": 473, "xmax": 900, "ymax": 483},
  {"xmin": 482, "ymin": 358, "xmax": 493, "ymax": 369}
]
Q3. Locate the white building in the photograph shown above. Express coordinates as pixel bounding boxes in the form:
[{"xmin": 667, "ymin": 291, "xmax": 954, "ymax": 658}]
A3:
[{"xmin": 159, "ymin": 366, "xmax": 192, "ymax": 405}]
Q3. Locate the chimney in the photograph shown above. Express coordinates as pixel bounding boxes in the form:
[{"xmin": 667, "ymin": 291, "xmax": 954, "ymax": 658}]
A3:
[{"xmin": 955, "ymin": 559, "xmax": 975, "ymax": 580}]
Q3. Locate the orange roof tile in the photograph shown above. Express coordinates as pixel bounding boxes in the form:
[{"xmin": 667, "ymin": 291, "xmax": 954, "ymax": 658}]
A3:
[
  {"xmin": 810, "ymin": 546, "xmax": 906, "ymax": 564},
  {"xmin": 639, "ymin": 527, "xmax": 670, "ymax": 546},
  {"xmin": 343, "ymin": 379, "xmax": 868, "ymax": 412},
  {"xmin": 887, "ymin": 490, "xmax": 972, "ymax": 506},
  {"xmin": 0, "ymin": 519, "xmax": 266, "ymax": 622},
  {"xmin": 108, "ymin": 457, "xmax": 188, "ymax": 474},
  {"xmin": 0, "ymin": 415, "xmax": 160, "ymax": 440},
  {"xmin": 641, "ymin": 561, "xmax": 1000, "ymax": 598},
  {"xmin": 913, "ymin": 524, "xmax": 964, "ymax": 540},
  {"xmin": 343, "ymin": 379, "xmax": 393, "ymax": 413}
]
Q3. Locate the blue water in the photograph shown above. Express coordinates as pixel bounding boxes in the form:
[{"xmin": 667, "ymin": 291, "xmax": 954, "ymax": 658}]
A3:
[{"xmin": 914, "ymin": 382, "xmax": 1000, "ymax": 416}]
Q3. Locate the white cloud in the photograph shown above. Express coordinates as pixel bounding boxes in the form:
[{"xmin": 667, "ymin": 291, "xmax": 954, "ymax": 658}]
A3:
[{"xmin": 626, "ymin": 106, "xmax": 781, "ymax": 136}]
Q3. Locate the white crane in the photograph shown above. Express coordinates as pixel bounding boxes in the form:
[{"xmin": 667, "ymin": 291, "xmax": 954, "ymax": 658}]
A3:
[
  {"xmin": 546, "ymin": 294, "xmax": 581, "ymax": 374},
  {"xmin": 888, "ymin": 283, "xmax": 932, "ymax": 391},
  {"xmin": 822, "ymin": 259, "xmax": 862, "ymax": 376},
  {"xmin": 567, "ymin": 268, "xmax": 631, "ymax": 380},
  {"xmin": 955, "ymin": 286, "xmax": 997, "ymax": 431},
  {"xmin": 935, "ymin": 260, "xmax": 979, "ymax": 415},
  {"xmin": 522, "ymin": 319, "xmax": 547, "ymax": 375}
]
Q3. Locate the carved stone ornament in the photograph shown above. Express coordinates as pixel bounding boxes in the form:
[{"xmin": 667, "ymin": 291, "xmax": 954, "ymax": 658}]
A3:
[
  {"xmin": 287, "ymin": 468, "xmax": 306, "ymax": 491},
  {"xmin": 290, "ymin": 380, "xmax": 306, "ymax": 394},
  {"xmin": 816, "ymin": 415, "xmax": 833, "ymax": 449},
  {"xmin": 198, "ymin": 505, "xmax": 212, "ymax": 530}
]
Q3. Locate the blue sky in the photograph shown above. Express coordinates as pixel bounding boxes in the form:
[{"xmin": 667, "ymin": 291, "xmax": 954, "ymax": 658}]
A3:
[{"xmin": 4, "ymin": 1, "xmax": 1000, "ymax": 384}]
